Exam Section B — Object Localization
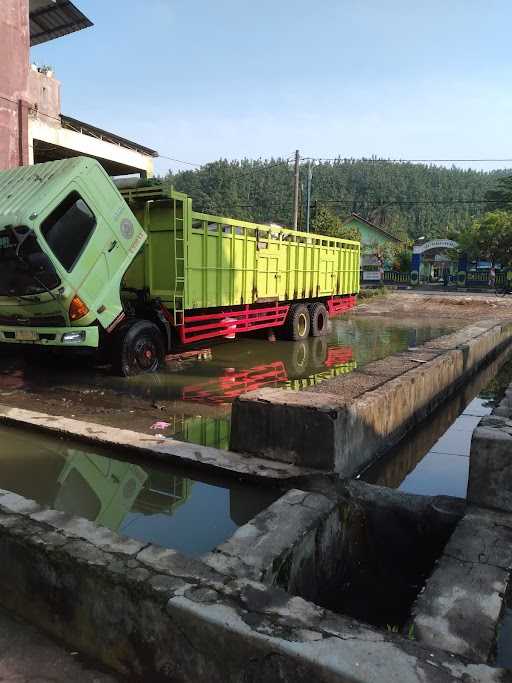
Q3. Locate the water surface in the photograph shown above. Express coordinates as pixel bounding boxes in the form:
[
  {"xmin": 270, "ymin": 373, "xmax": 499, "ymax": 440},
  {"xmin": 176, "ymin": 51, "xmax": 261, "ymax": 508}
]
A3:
[{"xmin": 0, "ymin": 426, "xmax": 279, "ymax": 556}]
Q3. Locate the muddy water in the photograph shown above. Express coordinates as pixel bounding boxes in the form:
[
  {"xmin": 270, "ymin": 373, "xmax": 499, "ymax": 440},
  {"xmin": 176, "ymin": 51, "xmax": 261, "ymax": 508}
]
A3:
[
  {"xmin": 0, "ymin": 316, "xmax": 456, "ymax": 447},
  {"xmin": 0, "ymin": 426, "xmax": 279, "ymax": 556}
]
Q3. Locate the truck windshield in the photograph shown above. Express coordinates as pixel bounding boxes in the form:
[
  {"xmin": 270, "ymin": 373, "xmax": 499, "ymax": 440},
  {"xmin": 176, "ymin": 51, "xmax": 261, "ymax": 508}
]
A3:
[
  {"xmin": 41, "ymin": 191, "xmax": 96, "ymax": 272},
  {"xmin": 0, "ymin": 227, "xmax": 60, "ymax": 297}
]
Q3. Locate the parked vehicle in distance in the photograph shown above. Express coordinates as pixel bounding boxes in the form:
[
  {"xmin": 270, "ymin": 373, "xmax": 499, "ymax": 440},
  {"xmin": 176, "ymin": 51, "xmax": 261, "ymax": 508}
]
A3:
[{"xmin": 0, "ymin": 157, "xmax": 360, "ymax": 375}]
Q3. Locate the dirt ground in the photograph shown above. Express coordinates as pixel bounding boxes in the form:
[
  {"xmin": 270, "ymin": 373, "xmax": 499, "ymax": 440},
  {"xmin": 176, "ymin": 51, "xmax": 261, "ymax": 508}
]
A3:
[
  {"xmin": 0, "ymin": 290, "xmax": 510, "ymax": 437},
  {"xmin": 355, "ymin": 290, "xmax": 512, "ymax": 321}
]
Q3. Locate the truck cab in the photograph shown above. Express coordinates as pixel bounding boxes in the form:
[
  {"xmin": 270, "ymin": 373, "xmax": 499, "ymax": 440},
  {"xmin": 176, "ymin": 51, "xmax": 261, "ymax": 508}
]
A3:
[{"xmin": 0, "ymin": 157, "xmax": 146, "ymax": 362}]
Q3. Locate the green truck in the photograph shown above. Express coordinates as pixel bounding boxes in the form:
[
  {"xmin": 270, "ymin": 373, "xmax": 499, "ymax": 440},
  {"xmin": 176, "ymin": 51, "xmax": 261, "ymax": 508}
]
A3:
[{"xmin": 0, "ymin": 157, "xmax": 360, "ymax": 375}]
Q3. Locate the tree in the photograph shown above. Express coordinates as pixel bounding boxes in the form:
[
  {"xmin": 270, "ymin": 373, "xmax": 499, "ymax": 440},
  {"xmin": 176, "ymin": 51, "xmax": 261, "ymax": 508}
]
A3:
[
  {"xmin": 167, "ymin": 157, "xmax": 510, "ymax": 240},
  {"xmin": 311, "ymin": 205, "xmax": 361, "ymax": 240},
  {"xmin": 458, "ymin": 210, "xmax": 512, "ymax": 267},
  {"xmin": 485, "ymin": 176, "xmax": 512, "ymax": 210}
]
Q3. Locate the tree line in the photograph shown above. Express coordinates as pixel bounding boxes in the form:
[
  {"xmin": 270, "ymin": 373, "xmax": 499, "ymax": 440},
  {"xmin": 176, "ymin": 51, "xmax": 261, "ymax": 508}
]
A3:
[{"xmin": 164, "ymin": 157, "xmax": 509, "ymax": 242}]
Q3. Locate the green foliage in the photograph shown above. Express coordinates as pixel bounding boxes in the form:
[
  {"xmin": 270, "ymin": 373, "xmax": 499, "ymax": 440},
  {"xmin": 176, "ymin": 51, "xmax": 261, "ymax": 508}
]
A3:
[
  {"xmin": 363, "ymin": 239, "xmax": 401, "ymax": 265},
  {"xmin": 310, "ymin": 205, "xmax": 361, "ymax": 240},
  {"xmin": 394, "ymin": 248, "xmax": 412, "ymax": 271},
  {"xmin": 485, "ymin": 175, "xmax": 512, "ymax": 210},
  {"xmin": 458, "ymin": 210, "xmax": 512, "ymax": 267},
  {"xmin": 166, "ymin": 158, "xmax": 509, "ymax": 240}
]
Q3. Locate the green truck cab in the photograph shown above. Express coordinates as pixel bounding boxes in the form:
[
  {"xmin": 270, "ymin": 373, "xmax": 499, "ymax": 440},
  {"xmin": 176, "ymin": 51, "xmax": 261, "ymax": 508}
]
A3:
[{"xmin": 0, "ymin": 157, "xmax": 360, "ymax": 376}]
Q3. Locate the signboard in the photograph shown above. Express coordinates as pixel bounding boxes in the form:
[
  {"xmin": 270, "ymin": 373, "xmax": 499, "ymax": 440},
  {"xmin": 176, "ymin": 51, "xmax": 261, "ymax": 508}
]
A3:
[
  {"xmin": 363, "ymin": 271, "xmax": 382, "ymax": 281},
  {"xmin": 413, "ymin": 239, "xmax": 458, "ymax": 254}
]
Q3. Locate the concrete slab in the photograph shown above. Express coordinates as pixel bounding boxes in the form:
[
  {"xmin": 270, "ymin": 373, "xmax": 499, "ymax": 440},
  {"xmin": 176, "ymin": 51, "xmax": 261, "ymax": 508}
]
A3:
[
  {"xmin": 231, "ymin": 320, "xmax": 512, "ymax": 475},
  {"xmin": 412, "ymin": 507, "xmax": 512, "ymax": 662},
  {"xmin": 0, "ymin": 403, "xmax": 318, "ymax": 484},
  {"xmin": 0, "ymin": 607, "xmax": 117, "ymax": 682},
  {"xmin": 0, "ymin": 495, "xmax": 507, "ymax": 683},
  {"xmin": 468, "ymin": 416, "xmax": 512, "ymax": 512},
  {"xmin": 413, "ymin": 555, "xmax": 508, "ymax": 661}
]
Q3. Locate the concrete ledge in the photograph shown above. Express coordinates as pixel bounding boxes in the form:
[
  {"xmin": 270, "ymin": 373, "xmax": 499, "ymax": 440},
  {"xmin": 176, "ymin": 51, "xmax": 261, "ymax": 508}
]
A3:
[
  {"xmin": 230, "ymin": 320, "xmax": 512, "ymax": 475},
  {"xmin": 204, "ymin": 489, "xmax": 335, "ymax": 581},
  {"xmin": 412, "ymin": 507, "xmax": 512, "ymax": 662},
  {"xmin": 0, "ymin": 488, "xmax": 507, "ymax": 682},
  {"xmin": 468, "ymin": 416, "xmax": 512, "ymax": 511},
  {"xmin": 0, "ymin": 403, "xmax": 318, "ymax": 484},
  {"xmin": 208, "ymin": 480, "xmax": 466, "ymax": 632}
]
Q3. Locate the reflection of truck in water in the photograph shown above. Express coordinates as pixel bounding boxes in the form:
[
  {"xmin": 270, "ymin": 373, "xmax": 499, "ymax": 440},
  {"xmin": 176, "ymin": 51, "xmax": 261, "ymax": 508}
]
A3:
[
  {"xmin": 0, "ymin": 158, "xmax": 360, "ymax": 375},
  {"xmin": 182, "ymin": 340, "xmax": 356, "ymax": 404},
  {"xmin": 54, "ymin": 452, "xmax": 193, "ymax": 532}
]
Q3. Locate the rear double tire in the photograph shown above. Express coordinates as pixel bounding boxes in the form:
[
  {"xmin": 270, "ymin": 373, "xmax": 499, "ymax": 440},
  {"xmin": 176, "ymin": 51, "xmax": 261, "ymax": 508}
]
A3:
[
  {"xmin": 308, "ymin": 302, "xmax": 329, "ymax": 336},
  {"xmin": 111, "ymin": 319, "xmax": 165, "ymax": 377},
  {"xmin": 280, "ymin": 303, "xmax": 310, "ymax": 341}
]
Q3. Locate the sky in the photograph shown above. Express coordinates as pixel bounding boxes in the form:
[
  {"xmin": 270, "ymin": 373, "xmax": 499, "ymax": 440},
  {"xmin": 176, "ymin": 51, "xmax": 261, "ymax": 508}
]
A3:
[{"xmin": 31, "ymin": 0, "xmax": 512, "ymax": 176}]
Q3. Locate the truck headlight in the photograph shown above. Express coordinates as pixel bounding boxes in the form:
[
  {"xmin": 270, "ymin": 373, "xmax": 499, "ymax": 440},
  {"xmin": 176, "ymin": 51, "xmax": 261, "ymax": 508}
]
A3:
[{"xmin": 62, "ymin": 331, "xmax": 86, "ymax": 344}]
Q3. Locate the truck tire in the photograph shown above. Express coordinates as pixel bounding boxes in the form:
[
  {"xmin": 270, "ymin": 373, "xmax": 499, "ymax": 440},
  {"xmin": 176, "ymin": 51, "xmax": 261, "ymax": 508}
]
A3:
[
  {"xmin": 311, "ymin": 336, "xmax": 328, "ymax": 369},
  {"xmin": 111, "ymin": 319, "xmax": 165, "ymax": 377},
  {"xmin": 287, "ymin": 341, "xmax": 309, "ymax": 379},
  {"xmin": 281, "ymin": 303, "xmax": 310, "ymax": 341},
  {"xmin": 308, "ymin": 302, "xmax": 329, "ymax": 337}
]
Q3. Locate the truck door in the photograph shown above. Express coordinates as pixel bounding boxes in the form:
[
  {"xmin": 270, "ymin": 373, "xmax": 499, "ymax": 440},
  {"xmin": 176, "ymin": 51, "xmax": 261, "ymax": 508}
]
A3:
[{"xmin": 256, "ymin": 228, "xmax": 286, "ymax": 300}]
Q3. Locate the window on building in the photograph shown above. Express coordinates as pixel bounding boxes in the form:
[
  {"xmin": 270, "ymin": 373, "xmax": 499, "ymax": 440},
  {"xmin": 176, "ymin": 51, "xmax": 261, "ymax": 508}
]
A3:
[{"xmin": 41, "ymin": 192, "xmax": 96, "ymax": 272}]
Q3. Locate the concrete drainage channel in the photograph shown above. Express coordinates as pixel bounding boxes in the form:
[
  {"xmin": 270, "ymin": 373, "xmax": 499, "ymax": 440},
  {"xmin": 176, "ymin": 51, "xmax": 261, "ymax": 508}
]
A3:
[{"xmin": 1, "ymin": 319, "xmax": 512, "ymax": 681}]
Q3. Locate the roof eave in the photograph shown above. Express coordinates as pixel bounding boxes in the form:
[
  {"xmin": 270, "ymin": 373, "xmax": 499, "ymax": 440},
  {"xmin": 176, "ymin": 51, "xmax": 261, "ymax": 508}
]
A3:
[{"xmin": 29, "ymin": 0, "xmax": 93, "ymax": 47}]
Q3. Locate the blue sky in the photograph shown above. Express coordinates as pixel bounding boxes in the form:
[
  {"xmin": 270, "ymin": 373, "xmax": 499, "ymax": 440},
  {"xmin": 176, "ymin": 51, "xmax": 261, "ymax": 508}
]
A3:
[{"xmin": 31, "ymin": 0, "xmax": 512, "ymax": 176}]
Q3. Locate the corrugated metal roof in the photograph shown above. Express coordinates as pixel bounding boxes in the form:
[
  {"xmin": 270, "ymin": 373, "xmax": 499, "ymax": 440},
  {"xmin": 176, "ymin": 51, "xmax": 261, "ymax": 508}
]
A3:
[
  {"xmin": 29, "ymin": 0, "xmax": 93, "ymax": 46},
  {"xmin": 61, "ymin": 115, "xmax": 158, "ymax": 157},
  {"xmin": 0, "ymin": 158, "xmax": 87, "ymax": 226}
]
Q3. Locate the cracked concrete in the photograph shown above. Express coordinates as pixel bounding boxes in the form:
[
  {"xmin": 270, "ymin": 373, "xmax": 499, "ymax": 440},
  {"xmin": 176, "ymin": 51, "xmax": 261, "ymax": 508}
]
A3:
[
  {"xmin": 0, "ymin": 480, "xmax": 509, "ymax": 681},
  {"xmin": 230, "ymin": 320, "xmax": 512, "ymax": 474},
  {"xmin": 412, "ymin": 379, "xmax": 512, "ymax": 664}
]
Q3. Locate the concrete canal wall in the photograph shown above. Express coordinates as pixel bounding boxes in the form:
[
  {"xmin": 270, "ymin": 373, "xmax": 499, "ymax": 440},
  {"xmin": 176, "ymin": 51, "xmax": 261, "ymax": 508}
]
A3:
[
  {"xmin": 0, "ymin": 320, "xmax": 512, "ymax": 680},
  {"xmin": 230, "ymin": 319, "xmax": 512, "ymax": 475},
  {"xmin": 0, "ymin": 486, "xmax": 508, "ymax": 683},
  {"xmin": 409, "ymin": 382, "xmax": 512, "ymax": 664},
  {"xmin": 2, "ymin": 371, "xmax": 512, "ymax": 679}
]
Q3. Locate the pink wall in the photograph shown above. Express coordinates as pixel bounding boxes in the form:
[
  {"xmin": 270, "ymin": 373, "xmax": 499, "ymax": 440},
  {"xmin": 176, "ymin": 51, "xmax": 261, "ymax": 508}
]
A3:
[
  {"xmin": 0, "ymin": 0, "xmax": 29, "ymax": 170},
  {"xmin": 28, "ymin": 68, "xmax": 61, "ymax": 125}
]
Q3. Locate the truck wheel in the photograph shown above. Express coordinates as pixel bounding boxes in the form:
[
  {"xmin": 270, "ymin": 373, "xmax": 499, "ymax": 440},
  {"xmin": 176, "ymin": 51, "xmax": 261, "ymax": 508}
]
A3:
[
  {"xmin": 112, "ymin": 319, "xmax": 165, "ymax": 377},
  {"xmin": 308, "ymin": 302, "xmax": 329, "ymax": 336},
  {"xmin": 311, "ymin": 336, "xmax": 328, "ymax": 369},
  {"xmin": 287, "ymin": 341, "xmax": 310, "ymax": 379},
  {"xmin": 281, "ymin": 303, "xmax": 310, "ymax": 341}
]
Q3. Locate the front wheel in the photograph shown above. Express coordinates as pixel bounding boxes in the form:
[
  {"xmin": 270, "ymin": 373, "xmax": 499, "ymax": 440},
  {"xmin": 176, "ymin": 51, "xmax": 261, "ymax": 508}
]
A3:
[{"xmin": 111, "ymin": 319, "xmax": 165, "ymax": 377}]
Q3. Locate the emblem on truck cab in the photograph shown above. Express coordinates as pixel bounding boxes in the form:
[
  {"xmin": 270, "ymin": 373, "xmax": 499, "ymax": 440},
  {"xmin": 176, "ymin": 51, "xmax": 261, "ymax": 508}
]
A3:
[{"xmin": 120, "ymin": 219, "xmax": 134, "ymax": 239}]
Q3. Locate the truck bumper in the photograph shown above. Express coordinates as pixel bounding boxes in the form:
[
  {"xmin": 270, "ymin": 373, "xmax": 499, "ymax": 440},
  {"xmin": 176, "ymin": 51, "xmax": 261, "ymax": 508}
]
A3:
[{"xmin": 0, "ymin": 325, "xmax": 99, "ymax": 348}]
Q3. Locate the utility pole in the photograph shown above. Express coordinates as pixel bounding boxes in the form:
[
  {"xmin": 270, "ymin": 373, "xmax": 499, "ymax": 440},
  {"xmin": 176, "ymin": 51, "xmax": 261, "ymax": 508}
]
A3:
[
  {"xmin": 305, "ymin": 161, "xmax": 312, "ymax": 232},
  {"xmin": 292, "ymin": 149, "xmax": 300, "ymax": 230}
]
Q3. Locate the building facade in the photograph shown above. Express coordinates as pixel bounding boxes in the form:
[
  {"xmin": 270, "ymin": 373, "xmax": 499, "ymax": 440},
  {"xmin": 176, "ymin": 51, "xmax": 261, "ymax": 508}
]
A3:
[{"xmin": 0, "ymin": 0, "xmax": 156, "ymax": 177}]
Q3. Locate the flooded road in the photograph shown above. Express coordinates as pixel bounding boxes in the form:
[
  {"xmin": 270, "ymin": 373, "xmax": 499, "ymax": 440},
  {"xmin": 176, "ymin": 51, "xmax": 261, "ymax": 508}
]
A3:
[
  {"xmin": 0, "ymin": 316, "xmax": 459, "ymax": 445},
  {"xmin": 0, "ymin": 425, "xmax": 280, "ymax": 556}
]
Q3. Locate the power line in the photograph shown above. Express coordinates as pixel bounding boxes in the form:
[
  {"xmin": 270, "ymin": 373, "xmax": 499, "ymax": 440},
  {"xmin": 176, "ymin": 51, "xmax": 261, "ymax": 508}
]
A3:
[
  {"xmin": 158, "ymin": 155, "xmax": 202, "ymax": 167},
  {"xmin": 302, "ymin": 156, "xmax": 512, "ymax": 164},
  {"xmin": 159, "ymin": 153, "xmax": 296, "ymax": 173}
]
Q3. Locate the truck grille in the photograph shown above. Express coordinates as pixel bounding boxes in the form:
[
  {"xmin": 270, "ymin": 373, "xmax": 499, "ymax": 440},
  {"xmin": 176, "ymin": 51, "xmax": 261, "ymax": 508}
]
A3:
[{"xmin": 0, "ymin": 314, "xmax": 66, "ymax": 327}]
